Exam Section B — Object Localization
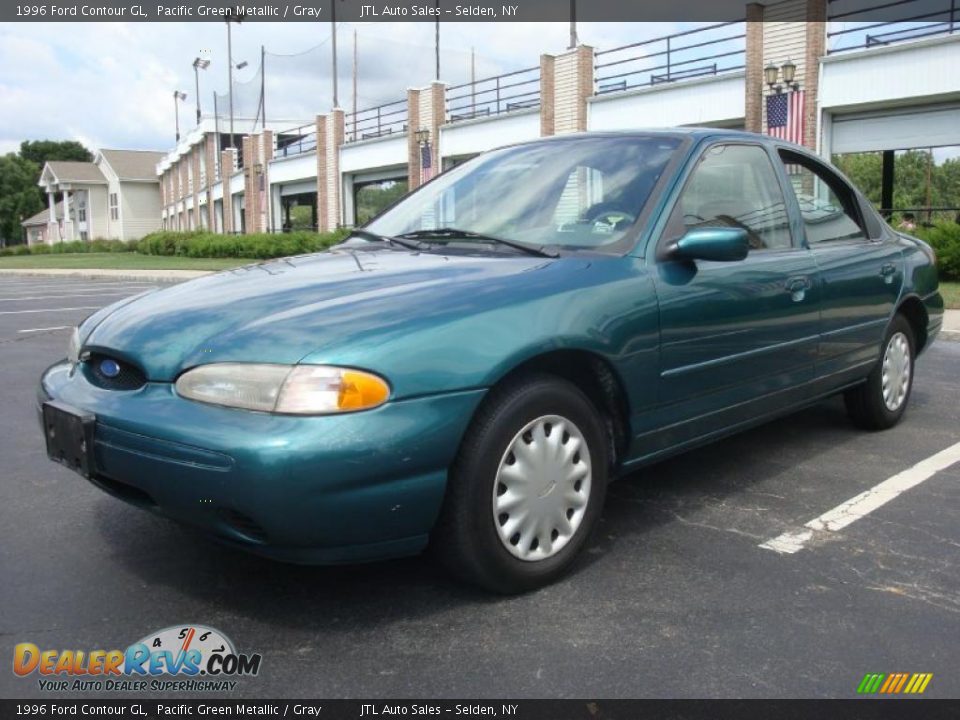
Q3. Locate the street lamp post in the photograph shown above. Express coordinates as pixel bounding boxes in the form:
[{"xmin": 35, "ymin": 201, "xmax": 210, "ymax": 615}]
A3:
[
  {"xmin": 173, "ymin": 90, "xmax": 187, "ymax": 142},
  {"xmin": 192, "ymin": 57, "xmax": 210, "ymax": 124}
]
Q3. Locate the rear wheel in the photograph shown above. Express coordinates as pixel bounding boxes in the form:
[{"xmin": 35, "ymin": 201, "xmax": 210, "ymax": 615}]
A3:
[
  {"xmin": 432, "ymin": 374, "xmax": 609, "ymax": 594},
  {"xmin": 844, "ymin": 314, "xmax": 915, "ymax": 430}
]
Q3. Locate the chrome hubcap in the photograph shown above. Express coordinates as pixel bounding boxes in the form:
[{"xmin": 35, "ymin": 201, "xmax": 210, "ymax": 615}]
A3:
[
  {"xmin": 881, "ymin": 331, "xmax": 911, "ymax": 412},
  {"xmin": 492, "ymin": 415, "xmax": 592, "ymax": 562}
]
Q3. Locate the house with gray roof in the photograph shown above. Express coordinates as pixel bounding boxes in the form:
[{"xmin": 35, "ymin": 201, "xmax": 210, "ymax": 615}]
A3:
[{"xmin": 30, "ymin": 149, "xmax": 165, "ymax": 245}]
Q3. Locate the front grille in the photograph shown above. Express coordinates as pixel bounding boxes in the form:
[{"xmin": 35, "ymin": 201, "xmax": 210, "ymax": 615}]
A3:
[{"xmin": 84, "ymin": 353, "xmax": 147, "ymax": 391}]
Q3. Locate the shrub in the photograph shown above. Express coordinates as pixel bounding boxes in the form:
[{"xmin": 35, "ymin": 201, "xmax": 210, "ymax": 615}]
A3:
[
  {"xmin": 913, "ymin": 222, "xmax": 960, "ymax": 282},
  {"xmin": 136, "ymin": 229, "xmax": 349, "ymax": 260}
]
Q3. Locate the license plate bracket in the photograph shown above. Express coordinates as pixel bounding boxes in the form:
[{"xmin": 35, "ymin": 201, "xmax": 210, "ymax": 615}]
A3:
[{"xmin": 42, "ymin": 401, "xmax": 96, "ymax": 478}]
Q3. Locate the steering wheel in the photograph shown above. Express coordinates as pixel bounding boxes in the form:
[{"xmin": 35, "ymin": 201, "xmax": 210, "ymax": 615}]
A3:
[{"xmin": 584, "ymin": 203, "xmax": 636, "ymax": 231}]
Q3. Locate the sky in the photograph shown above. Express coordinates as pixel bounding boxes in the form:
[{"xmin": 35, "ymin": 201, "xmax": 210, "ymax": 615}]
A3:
[{"xmin": 0, "ymin": 21, "xmax": 686, "ymax": 156}]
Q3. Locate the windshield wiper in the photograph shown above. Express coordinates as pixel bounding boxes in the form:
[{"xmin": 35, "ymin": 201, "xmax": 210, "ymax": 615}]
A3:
[
  {"xmin": 347, "ymin": 228, "xmax": 425, "ymax": 252},
  {"xmin": 396, "ymin": 227, "xmax": 559, "ymax": 258}
]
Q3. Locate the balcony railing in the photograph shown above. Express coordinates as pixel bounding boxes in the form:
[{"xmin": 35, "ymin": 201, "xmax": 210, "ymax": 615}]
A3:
[
  {"xmin": 827, "ymin": 0, "xmax": 958, "ymax": 53},
  {"xmin": 276, "ymin": 123, "xmax": 318, "ymax": 158},
  {"xmin": 595, "ymin": 21, "xmax": 746, "ymax": 95},
  {"xmin": 345, "ymin": 99, "xmax": 409, "ymax": 143},
  {"xmin": 446, "ymin": 65, "xmax": 541, "ymax": 122}
]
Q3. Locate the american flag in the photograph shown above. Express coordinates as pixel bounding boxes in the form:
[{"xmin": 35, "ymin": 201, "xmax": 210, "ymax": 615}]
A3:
[
  {"xmin": 766, "ymin": 90, "xmax": 805, "ymax": 145},
  {"xmin": 420, "ymin": 142, "xmax": 433, "ymax": 182}
]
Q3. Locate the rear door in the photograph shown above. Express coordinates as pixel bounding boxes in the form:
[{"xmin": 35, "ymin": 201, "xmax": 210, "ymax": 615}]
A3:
[{"xmin": 775, "ymin": 149, "xmax": 903, "ymax": 379}]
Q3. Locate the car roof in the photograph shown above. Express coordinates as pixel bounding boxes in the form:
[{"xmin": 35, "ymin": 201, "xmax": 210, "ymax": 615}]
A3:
[{"xmin": 506, "ymin": 128, "xmax": 805, "ymax": 150}]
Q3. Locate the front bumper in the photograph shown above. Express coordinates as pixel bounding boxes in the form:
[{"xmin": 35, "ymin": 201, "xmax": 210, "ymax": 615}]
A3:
[{"xmin": 39, "ymin": 361, "xmax": 485, "ymax": 563}]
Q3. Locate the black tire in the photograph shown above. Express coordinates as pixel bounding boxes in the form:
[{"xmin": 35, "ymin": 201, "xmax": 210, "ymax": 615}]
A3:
[
  {"xmin": 432, "ymin": 373, "xmax": 609, "ymax": 594},
  {"xmin": 844, "ymin": 313, "xmax": 915, "ymax": 431}
]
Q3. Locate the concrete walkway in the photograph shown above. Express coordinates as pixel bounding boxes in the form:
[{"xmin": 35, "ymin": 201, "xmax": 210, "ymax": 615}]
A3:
[
  {"xmin": 0, "ymin": 268, "xmax": 212, "ymax": 282},
  {"xmin": 943, "ymin": 308, "xmax": 960, "ymax": 342}
]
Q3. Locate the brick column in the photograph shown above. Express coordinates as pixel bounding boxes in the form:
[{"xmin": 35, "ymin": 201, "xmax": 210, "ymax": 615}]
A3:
[
  {"xmin": 205, "ymin": 136, "xmax": 217, "ymax": 230},
  {"xmin": 539, "ymin": 54, "xmax": 556, "ymax": 137},
  {"xmin": 242, "ymin": 135, "xmax": 258, "ymax": 234},
  {"xmin": 315, "ymin": 112, "xmax": 345, "ymax": 232},
  {"xmin": 261, "ymin": 129, "xmax": 274, "ymax": 233},
  {"xmin": 221, "ymin": 148, "xmax": 236, "ymax": 233},
  {"xmin": 316, "ymin": 114, "xmax": 328, "ymax": 231},
  {"xmin": 745, "ymin": 2, "xmax": 765, "ymax": 134},
  {"xmin": 191, "ymin": 148, "xmax": 202, "ymax": 229},
  {"xmin": 406, "ymin": 89, "xmax": 422, "ymax": 191},
  {"xmin": 804, "ymin": 0, "xmax": 827, "ymax": 151},
  {"xmin": 407, "ymin": 82, "xmax": 446, "ymax": 190},
  {"xmin": 541, "ymin": 45, "xmax": 594, "ymax": 136}
]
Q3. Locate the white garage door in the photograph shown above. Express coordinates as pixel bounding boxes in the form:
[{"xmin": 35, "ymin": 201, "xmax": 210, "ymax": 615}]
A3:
[{"xmin": 831, "ymin": 104, "xmax": 960, "ymax": 154}]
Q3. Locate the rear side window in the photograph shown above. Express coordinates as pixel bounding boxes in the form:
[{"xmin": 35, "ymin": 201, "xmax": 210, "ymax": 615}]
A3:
[
  {"xmin": 778, "ymin": 150, "xmax": 866, "ymax": 244},
  {"xmin": 666, "ymin": 144, "xmax": 793, "ymax": 251}
]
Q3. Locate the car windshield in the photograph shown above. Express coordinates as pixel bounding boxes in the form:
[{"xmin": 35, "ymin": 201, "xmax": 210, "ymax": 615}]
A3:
[{"xmin": 365, "ymin": 136, "xmax": 682, "ymax": 252}]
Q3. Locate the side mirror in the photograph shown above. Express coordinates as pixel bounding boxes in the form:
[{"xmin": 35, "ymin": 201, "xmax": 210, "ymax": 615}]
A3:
[{"xmin": 666, "ymin": 227, "xmax": 749, "ymax": 262}]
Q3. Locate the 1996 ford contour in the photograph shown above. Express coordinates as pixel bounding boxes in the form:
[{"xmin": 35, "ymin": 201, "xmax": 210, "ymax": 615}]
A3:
[{"xmin": 39, "ymin": 130, "xmax": 943, "ymax": 593}]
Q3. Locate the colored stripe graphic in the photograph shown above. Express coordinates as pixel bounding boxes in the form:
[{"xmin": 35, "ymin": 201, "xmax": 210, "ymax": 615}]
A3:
[{"xmin": 858, "ymin": 673, "xmax": 932, "ymax": 694}]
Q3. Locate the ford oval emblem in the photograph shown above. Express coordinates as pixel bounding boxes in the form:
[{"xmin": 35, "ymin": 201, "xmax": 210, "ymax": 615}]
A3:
[{"xmin": 99, "ymin": 358, "xmax": 121, "ymax": 378}]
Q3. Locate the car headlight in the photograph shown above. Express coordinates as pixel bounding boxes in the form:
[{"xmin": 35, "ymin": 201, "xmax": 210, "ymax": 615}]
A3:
[
  {"xmin": 174, "ymin": 363, "xmax": 390, "ymax": 415},
  {"xmin": 67, "ymin": 327, "xmax": 81, "ymax": 365}
]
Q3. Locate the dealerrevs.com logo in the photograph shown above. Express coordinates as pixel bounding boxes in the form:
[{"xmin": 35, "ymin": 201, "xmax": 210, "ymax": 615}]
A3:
[{"xmin": 13, "ymin": 625, "xmax": 262, "ymax": 692}]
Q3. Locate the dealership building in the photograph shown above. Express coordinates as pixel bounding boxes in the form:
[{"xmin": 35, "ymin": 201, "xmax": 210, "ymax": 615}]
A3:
[{"xmin": 155, "ymin": 0, "xmax": 960, "ymax": 235}]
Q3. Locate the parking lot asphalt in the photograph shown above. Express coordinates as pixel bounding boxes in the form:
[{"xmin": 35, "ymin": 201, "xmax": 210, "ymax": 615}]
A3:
[{"xmin": 1, "ymin": 275, "xmax": 958, "ymax": 700}]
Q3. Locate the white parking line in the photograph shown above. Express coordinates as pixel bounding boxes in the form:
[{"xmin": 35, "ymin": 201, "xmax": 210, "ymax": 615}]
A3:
[
  {"xmin": 0, "ymin": 306, "xmax": 101, "ymax": 315},
  {"xmin": 760, "ymin": 440, "xmax": 960, "ymax": 554},
  {"xmin": 0, "ymin": 284, "xmax": 156, "ymax": 292},
  {"xmin": 18, "ymin": 326, "xmax": 72, "ymax": 333},
  {"xmin": 0, "ymin": 293, "xmax": 135, "ymax": 302}
]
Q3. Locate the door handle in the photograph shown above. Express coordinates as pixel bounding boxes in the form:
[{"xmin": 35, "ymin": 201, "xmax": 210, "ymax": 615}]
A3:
[
  {"xmin": 785, "ymin": 276, "xmax": 809, "ymax": 302},
  {"xmin": 880, "ymin": 262, "xmax": 897, "ymax": 276}
]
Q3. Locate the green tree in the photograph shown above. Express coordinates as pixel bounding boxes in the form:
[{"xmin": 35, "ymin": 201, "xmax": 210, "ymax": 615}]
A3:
[
  {"xmin": 19, "ymin": 139, "xmax": 93, "ymax": 166},
  {"xmin": 0, "ymin": 154, "xmax": 43, "ymax": 244},
  {"xmin": 834, "ymin": 149, "xmax": 960, "ymax": 220}
]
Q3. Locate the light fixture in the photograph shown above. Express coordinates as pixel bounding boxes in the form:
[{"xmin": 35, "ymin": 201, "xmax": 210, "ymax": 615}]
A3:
[
  {"xmin": 235, "ymin": 60, "xmax": 248, "ymax": 70},
  {"xmin": 414, "ymin": 129, "xmax": 430, "ymax": 145},
  {"xmin": 781, "ymin": 59, "xmax": 799, "ymax": 91},
  {"xmin": 764, "ymin": 62, "xmax": 781, "ymax": 93},
  {"xmin": 172, "ymin": 90, "xmax": 188, "ymax": 142},
  {"xmin": 764, "ymin": 61, "xmax": 800, "ymax": 94},
  {"xmin": 192, "ymin": 57, "xmax": 210, "ymax": 124},
  {"xmin": 782, "ymin": 59, "xmax": 796, "ymax": 85}
]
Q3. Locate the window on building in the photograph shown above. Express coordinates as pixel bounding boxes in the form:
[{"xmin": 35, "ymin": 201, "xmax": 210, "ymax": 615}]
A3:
[
  {"xmin": 667, "ymin": 143, "xmax": 793, "ymax": 251},
  {"xmin": 109, "ymin": 193, "xmax": 119, "ymax": 221}
]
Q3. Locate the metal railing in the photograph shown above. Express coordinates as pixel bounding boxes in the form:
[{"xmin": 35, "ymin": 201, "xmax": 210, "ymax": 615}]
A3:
[
  {"xmin": 827, "ymin": 0, "xmax": 958, "ymax": 53},
  {"xmin": 275, "ymin": 123, "xmax": 318, "ymax": 158},
  {"xmin": 882, "ymin": 206, "xmax": 960, "ymax": 224},
  {"xmin": 446, "ymin": 65, "xmax": 541, "ymax": 122},
  {"xmin": 595, "ymin": 21, "xmax": 746, "ymax": 95},
  {"xmin": 345, "ymin": 99, "xmax": 409, "ymax": 143}
]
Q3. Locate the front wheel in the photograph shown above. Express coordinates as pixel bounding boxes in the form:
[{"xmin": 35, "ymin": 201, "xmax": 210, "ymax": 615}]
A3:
[
  {"xmin": 844, "ymin": 314, "xmax": 915, "ymax": 431},
  {"xmin": 432, "ymin": 374, "xmax": 609, "ymax": 594}
]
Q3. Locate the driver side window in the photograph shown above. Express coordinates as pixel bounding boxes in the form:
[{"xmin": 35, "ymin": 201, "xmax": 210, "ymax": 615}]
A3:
[{"xmin": 668, "ymin": 144, "xmax": 793, "ymax": 251}]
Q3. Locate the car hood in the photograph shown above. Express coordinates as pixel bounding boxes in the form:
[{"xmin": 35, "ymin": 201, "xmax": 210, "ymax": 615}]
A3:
[{"xmin": 83, "ymin": 247, "xmax": 585, "ymax": 381}]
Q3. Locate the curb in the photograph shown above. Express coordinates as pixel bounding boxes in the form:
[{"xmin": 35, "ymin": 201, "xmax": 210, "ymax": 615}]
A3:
[{"xmin": 0, "ymin": 268, "xmax": 211, "ymax": 282}]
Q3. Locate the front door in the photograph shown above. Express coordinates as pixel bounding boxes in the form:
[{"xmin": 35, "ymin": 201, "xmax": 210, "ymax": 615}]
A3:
[{"xmin": 635, "ymin": 142, "xmax": 821, "ymax": 458}]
